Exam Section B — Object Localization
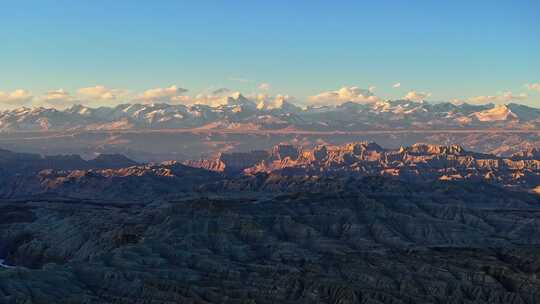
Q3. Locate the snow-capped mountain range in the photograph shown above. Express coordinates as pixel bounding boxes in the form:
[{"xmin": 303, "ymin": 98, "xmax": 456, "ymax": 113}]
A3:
[{"xmin": 0, "ymin": 93, "xmax": 539, "ymax": 132}]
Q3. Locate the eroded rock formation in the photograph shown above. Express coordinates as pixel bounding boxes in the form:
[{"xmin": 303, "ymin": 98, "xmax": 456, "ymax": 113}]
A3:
[{"xmin": 188, "ymin": 142, "xmax": 540, "ymax": 191}]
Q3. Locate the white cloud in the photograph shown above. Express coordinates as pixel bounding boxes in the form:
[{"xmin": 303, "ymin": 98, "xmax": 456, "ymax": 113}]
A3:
[
  {"xmin": 190, "ymin": 91, "xmax": 243, "ymax": 107},
  {"xmin": 467, "ymin": 91, "xmax": 528, "ymax": 104},
  {"xmin": 258, "ymin": 83, "xmax": 271, "ymax": 90},
  {"xmin": 403, "ymin": 91, "xmax": 431, "ymax": 101},
  {"xmin": 308, "ymin": 86, "xmax": 381, "ymax": 105},
  {"xmin": 77, "ymin": 85, "xmax": 128, "ymax": 103},
  {"xmin": 450, "ymin": 98, "xmax": 465, "ymax": 105},
  {"xmin": 526, "ymin": 83, "xmax": 540, "ymax": 91},
  {"xmin": 136, "ymin": 85, "xmax": 189, "ymax": 103},
  {"xmin": 39, "ymin": 89, "xmax": 74, "ymax": 106},
  {"xmin": 368, "ymin": 85, "xmax": 376, "ymax": 92},
  {"xmin": 0, "ymin": 89, "xmax": 33, "ymax": 106},
  {"xmin": 393, "ymin": 82, "xmax": 401, "ymax": 88},
  {"xmin": 254, "ymin": 93, "xmax": 296, "ymax": 110},
  {"xmin": 185, "ymin": 87, "xmax": 248, "ymax": 107}
]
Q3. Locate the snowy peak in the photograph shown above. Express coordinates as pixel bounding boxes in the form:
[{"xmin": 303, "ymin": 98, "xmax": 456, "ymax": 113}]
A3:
[
  {"xmin": 65, "ymin": 104, "xmax": 91, "ymax": 115},
  {"xmin": 0, "ymin": 100, "xmax": 538, "ymax": 131},
  {"xmin": 224, "ymin": 92, "xmax": 254, "ymax": 107},
  {"xmin": 472, "ymin": 104, "xmax": 518, "ymax": 122}
]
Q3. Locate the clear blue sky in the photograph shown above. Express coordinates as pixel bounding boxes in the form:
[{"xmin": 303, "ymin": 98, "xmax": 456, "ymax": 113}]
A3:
[{"xmin": 0, "ymin": 0, "xmax": 539, "ymax": 105}]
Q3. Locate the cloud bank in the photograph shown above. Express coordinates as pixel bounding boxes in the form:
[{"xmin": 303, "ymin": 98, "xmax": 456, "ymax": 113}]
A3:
[
  {"xmin": 309, "ymin": 86, "xmax": 381, "ymax": 105},
  {"xmin": 403, "ymin": 91, "xmax": 431, "ymax": 102},
  {"xmin": 0, "ymin": 83, "xmax": 536, "ymax": 110},
  {"xmin": 39, "ymin": 89, "xmax": 74, "ymax": 106},
  {"xmin": 467, "ymin": 91, "xmax": 528, "ymax": 104},
  {"xmin": 0, "ymin": 89, "xmax": 33, "ymax": 107},
  {"xmin": 78, "ymin": 86, "xmax": 128, "ymax": 103},
  {"xmin": 136, "ymin": 85, "xmax": 189, "ymax": 104}
]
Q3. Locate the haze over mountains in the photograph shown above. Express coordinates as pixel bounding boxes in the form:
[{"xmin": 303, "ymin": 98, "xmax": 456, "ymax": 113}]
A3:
[{"xmin": 1, "ymin": 93, "xmax": 540, "ymax": 132}]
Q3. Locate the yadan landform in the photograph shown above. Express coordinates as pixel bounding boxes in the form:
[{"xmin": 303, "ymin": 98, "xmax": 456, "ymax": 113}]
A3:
[{"xmin": 1, "ymin": 1, "xmax": 540, "ymax": 303}]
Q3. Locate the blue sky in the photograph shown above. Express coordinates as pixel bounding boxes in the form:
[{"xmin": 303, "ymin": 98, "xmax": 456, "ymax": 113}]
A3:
[{"xmin": 0, "ymin": 0, "xmax": 539, "ymax": 107}]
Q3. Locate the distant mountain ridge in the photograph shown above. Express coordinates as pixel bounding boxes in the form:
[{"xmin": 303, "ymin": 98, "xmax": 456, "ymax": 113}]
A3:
[
  {"xmin": 1, "ymin": 95, "xmax": 539, "ymax": 131},
  {"xmin": 0, "ymin": 149, "xmax": 137, "ymax": 174}
]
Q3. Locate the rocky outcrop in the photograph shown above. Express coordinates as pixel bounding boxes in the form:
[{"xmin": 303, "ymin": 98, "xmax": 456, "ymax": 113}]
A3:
[
  {"xmin": 218, "ymin": 150, "xmax": 271, "ymax": 173},
  {"xmin": 183, "ymin": 158, "xmax": 226, "ymax": 172},
  {"xmin": 0, "ymin": 142, "xmax": 539, "ymax": 199},
  {"xmin": 512, "ymin": 147, "xmax": 540, "ymax": 160},
  {"xmin": 271, "ymin": 144, "xmax": 301, "ymax": 160},
  {"xmin": 188, "ymin": 142, "xmax": 540, "ymax": 191}
]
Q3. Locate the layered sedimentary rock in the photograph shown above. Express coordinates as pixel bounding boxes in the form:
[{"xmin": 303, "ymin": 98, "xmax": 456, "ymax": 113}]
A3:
[
  {"xmin": 512, "ymin": 147, "xmax": 540, "ymax": 160},
  {"xmin": 0, "ymin": 142, "xmax": 539, "ymax": 200},
  {"xmin": 188, "ymin": 142, "xmax": 540, "ymax": 190},
  {"xmin": 218, "ymin": 150, "xmax": 270, "ymax": 173}
]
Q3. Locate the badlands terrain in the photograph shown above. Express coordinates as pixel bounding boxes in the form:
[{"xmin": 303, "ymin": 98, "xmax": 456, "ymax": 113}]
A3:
[{"xmin": 0, "ymin": 142, "xmax": 540, "ymax": 303}]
